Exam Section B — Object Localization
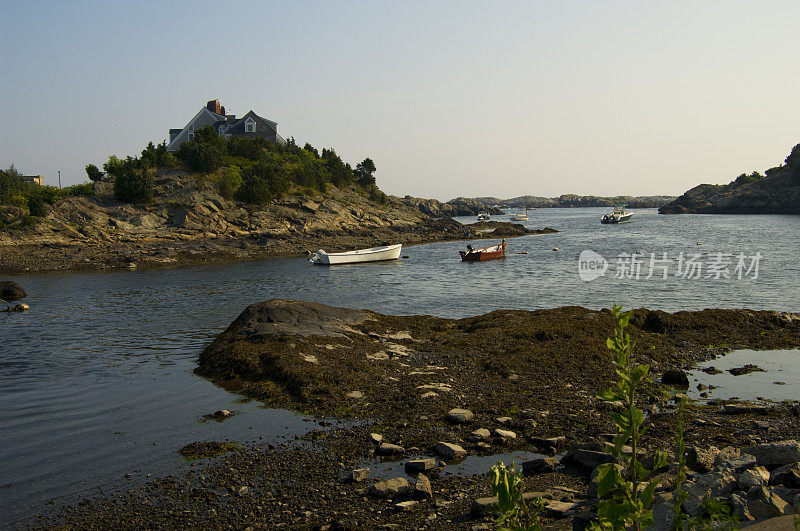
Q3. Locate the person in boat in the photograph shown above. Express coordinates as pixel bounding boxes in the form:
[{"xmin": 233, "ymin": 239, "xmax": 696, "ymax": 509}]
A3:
[{"xmin": 466, "ymin": 244, "xmax": 473, "ymax": 252}]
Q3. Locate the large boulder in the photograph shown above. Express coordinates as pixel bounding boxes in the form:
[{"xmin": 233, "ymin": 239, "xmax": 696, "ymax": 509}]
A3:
[
  {"xmin": 744, "ymin": 440, "xmax": 800, "ymax": 467},
  {"xmin": 369, "ymin": 477, "xmax": 411, "ymax": 499},
  {"xmin": 0, "ymin": 281, "xmax": 26, "ymax": 301}
]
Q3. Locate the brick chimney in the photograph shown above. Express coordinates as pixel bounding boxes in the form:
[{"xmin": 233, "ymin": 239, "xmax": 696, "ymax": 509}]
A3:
[
  {"xmin": 220, "ymin": 105, "xmax": 226, "ymax": 116},
  {"xmin": 206, "ymin": 99, "xmax": 221, "ymax": 114}
]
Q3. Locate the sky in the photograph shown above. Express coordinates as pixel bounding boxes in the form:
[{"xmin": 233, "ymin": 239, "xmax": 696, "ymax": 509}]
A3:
[{"xmin": 1, "ymin": 1, "xmax": 798, "ymax": 201}]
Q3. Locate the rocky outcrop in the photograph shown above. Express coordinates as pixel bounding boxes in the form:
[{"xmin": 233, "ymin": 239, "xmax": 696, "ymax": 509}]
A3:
[
  {"xmin": 399, "ymin": 196, "xmax": 503, "ymax": 217},
  {"xmin": 475, "ymin": 194, "xmax": 676, "ymax": 209},
  {"xmin": 660, "ymin": 143, "xmax": 800, "ymax": 214},
  {"xmin": 0, "ymin": 280, "xmax": 26, "ymax": 301},
  {"xmin": 2, "ymin": 172, "xmax": 553, "ymax": 273}
]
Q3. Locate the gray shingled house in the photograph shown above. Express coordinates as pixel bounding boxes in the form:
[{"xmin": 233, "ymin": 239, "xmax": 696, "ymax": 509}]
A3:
[{"xmin": 166, "ymin": 99, "xmax": 286, "ymax": 152}]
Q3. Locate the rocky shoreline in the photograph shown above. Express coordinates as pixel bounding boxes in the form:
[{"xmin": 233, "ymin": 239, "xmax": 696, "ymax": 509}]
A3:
[
  {"xmin": 0, "ymin": 173, "xmax": 553, "ymax": 274},
  {"xmin": 38, "ymin": 302, "xmax": 800, "ymax": 529}
]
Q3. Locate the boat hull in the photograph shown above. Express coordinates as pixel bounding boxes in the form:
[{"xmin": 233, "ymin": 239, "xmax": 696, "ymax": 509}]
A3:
[
  {"xmin": 311, "ymin": 244, "xmax": 402, "ymax": 265},
  {"xmin": 509, "ymin": 215, "xmax": 528, "ymax": 221},
  {"xmin": 459, "ymin": 241, "xmax": 506, "ymax": 262}
]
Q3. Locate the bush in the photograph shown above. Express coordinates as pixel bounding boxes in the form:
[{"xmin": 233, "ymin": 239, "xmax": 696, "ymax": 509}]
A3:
[
  {"xmin": 114, "ymin": 167, "xmax": 154, "ymax": 203},
  {"xmin": 27, "ymin": 192, "xmax": 47, "ymax": 216},
  {"xmin": 216, "ymin": 166, "xmax": 242, "ymax": 200},
  {"xmin": 61, "ymin": 183, "xmax": 94, "ymax": 198}
]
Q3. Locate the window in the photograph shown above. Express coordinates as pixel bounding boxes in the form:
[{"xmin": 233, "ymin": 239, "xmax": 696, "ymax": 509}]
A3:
[
  {"xmin": 245, "ymin": 118, "xmax": 256, "ymax": 133},
  {"xmin": 218, "ymin": 126, "xmax": 225, "ymax": 135},
  {"xmin": 187, "ymin": 132, "xmax": 195, "ymax": 141}
]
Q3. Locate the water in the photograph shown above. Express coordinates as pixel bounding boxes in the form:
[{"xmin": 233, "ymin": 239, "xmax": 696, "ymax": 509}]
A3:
[
  {"xmin": 1, "ymin": 208, "xmax": 799, "ymax": 524},
  {"xmin": 687, "ymin": 348, "xmax": 800, "ymax": 402}
]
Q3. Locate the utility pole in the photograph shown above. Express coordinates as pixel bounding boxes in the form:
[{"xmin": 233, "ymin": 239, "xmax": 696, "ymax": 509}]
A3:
[{"xmin": 58, "ymin": 170, "xmax": 62, "ymax": 188}]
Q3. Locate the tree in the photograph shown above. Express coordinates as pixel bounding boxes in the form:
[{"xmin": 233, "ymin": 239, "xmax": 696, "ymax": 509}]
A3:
[
  {"xmin": 85, "ymin": 164, "xmax": 104, "ymax": 182},
  {"xmin": 355, "ymin": 157, "xmax": 377, "ymax": 187}
]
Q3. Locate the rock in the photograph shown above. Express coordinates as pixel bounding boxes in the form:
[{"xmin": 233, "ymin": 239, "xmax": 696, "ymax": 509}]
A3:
[
  {"xmin": 414, "ymin": 474, "xmax": 433, "ymax": 499},
  {"xmin": 368, "ymin": 433, "xmax": 383, "ymax": 445},
  {"xmin": 0, "ymin": 281, "xmax": 26, "ymax": 301},
  {"xmin": 522, "ymin": 457, "xmax": 559, "ymax": 475},
  {"xmin": 470, "ymin": 428, "xmax": 491, "ymax": 441},
  {"xmin": 4, "ymin": 302, "xmax": 30, "ymax": 312},
  {"xmin": 729, "ymin": 364, "xmax": 766, "ymax": 376},
  {"xmin": 405, "ymin": 458, "xmax": 438, "ymax": 473},
  {"xmin": 561, "ymin": 448, "xmax": 614, "ymax": 470},
  {"xmin": 445, "ymin": 408, "xmax": 474, "ymax": 424},
  {"xmin": 346, "ymin": 390, "xmax": 364, "ymax": 399},
  {"xmin": 719, "ymin": 453, "xmax": 756, "ymax": 472},
  {"xmin": 394, "ymin": 500, "xmax": 418, "ymax": 512},
  {"xmin": 435, "ymin": 442, "xmax": 466, "ymax": 460},
  {"xmin": 543, "ymin": 500, "xmax": 577, "ymax": 517},
  {"xmin": 369, "ymin": 477, "xmax": 411, "ymax": 499},
  {"xmin": 529, "ymin": 436, "xmax": 567, "ymax": 450},
  {"xmin": 747, "ymin": 486, "xmax": 790, "ymax": 520},
  {"xmin": 723, "ymin": 403, "xmax": 771, "ymax": 415},
  {"xmin": 739, "ymin": 466, "xmax": 771, "ymax": 489},
  {"xmin": 350, "ymin": 468, "xmax": 370, "ymax": 483},
  {"xmin": 770, "ymin": 463, "xmax": 800, "ymax": 488},
  {"xmin": 493, "ymin": 428, "xmax": 517, "ymax": 439},
  {"xmin": 376, "ymin": 443, "xmax": 405, "ymax": 456},
  {"xmin": 650, "ymin": 498, "xmax": 676, "ymax": 531},
  {"xmin": 744, "ymin": 440, "xmax": 800, "ymax": 467},
  {"xmin": 686, "ymin": 445, "xmax": 719, "ymax": 473},
  {"xmin": 661, "ymin": 369, "xmax": 689, "ymax": 387},
  {"xmin": 731, "ymin": 492, "xmax": 755, "ymax": 522},
  {"xmin": 496, "ymin": 416, "xmax": 512, "ymax": 424}
]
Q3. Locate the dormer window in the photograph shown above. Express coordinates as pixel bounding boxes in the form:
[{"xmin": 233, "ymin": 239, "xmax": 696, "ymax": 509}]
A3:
[
  {"xmin": 218, "ymin": 125, "xmax": 225, "ymax": 135},
  {"xmin": 245, "ymin": 118, "xmax": 256, "ymax": 133}
]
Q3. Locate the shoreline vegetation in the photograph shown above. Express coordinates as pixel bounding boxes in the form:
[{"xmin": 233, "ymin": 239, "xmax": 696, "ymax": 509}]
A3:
[{"xmin": 38, "ymin": 301, "xmax": 800, "ymax": 528}]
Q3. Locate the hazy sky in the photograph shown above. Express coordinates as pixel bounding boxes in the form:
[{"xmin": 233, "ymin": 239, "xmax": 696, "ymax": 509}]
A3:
[{"xmin": 1, "ymin": 1, "xmax": 798, "ymax": 200}]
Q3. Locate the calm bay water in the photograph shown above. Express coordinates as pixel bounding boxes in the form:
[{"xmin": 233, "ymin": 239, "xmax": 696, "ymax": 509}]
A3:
[{"xmin": 1, "ymin": 208, "xmax": 799, "ymax": 525}]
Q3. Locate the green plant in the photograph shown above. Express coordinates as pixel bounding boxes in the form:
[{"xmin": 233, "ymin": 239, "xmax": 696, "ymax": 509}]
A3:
[
  {"xmin": 690, "ymin": 497, "xmax": 737, "ymax": 530},
  {"xmin": 114, "ymin": 167, "xmax": 154, "ymax": 203},
  {"xmin": 590, "ymin": 304, "xmax": 667, "ymax": 530},
  {"xmin": 487, "ymin": 461, "xmax": 544, "ymax": 530},
  {"xmin": 674, "ymin": 393, "xmax": 688, "ymax": 530}
]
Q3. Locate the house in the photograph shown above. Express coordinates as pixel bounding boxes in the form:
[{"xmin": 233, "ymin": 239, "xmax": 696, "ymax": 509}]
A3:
[
  {"xmin": 21, "ymin": 175, "xmax": 43, "ymax": 186},
  {"xmin": 166, "ymin": 99, "xmax": 286, "ymax": 152}
]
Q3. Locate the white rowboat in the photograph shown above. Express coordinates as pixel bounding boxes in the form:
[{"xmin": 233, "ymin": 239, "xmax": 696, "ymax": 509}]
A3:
[{"xmin": 309, "ymin": 244, "xmax": 403, "ymax": 265}]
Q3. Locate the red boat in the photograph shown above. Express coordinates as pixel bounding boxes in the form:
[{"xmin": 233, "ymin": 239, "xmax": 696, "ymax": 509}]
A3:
[{"xmin": 459, "ymin": 239, "xmax": 507, "ymax": 262}]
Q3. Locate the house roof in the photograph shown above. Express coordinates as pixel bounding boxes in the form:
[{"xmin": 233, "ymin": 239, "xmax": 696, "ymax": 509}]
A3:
[{"xmin": 223, "ymin": 110, "xmax": 280, "ymax": 138}]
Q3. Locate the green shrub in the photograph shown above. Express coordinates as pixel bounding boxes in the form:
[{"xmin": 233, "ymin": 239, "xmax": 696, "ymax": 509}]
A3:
[
  {"xmin": 216, "ymin": 166, "xmax": 242, "ymax": 200},
  {"xmin": 61, "ymin": 183, "xmax": 94, "ymax": 198},
  {"xmin": 487, "ymin": 461, "xmax": 543, "ymax": 530},
  {"xmin": 27, "ymin": 192, "xmax": 47, "ymax": 216},
  {"xmin": 114, "ymin": 167, "xmax": 153, "ymax": 203}
]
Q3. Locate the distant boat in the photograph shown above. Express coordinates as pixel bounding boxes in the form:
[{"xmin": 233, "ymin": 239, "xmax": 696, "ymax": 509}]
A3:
[
  {"xmin": 477, "ymin": 212, "xmax": 492, "ymax": 222},
  {"xmin": 510, "ymin": 199, "xmax": 529, "ymax": 221},
  {"xmin": 459, "ymin": 239, "xmax": 506, "ymax": 262},
  {"xmin": 309, "ymin": 244, "xmax": 402, "ymax": 265},
  {"xmin": 601, "ymin": 207, "xmax": 633, "ymax": 224}
]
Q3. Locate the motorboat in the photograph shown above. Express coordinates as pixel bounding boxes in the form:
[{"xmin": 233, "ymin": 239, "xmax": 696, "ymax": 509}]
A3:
[
  {"xmin": 510, "ymin": 199, "xmax": 529, "ymax": 221},
  {"xmin": 459, "ymin": 239, "xmax": 506, "ymax": 262},
  {"xmin": 476, "ymin": 212, "xmax": 492, "ymax": 222},
  {"xmin": 309, "ymin": 244, "xmax": 402, "ymax": 265},
  {"xmin": 601, "ymin": 207, "xmax": 633, "ymax": 224}
]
